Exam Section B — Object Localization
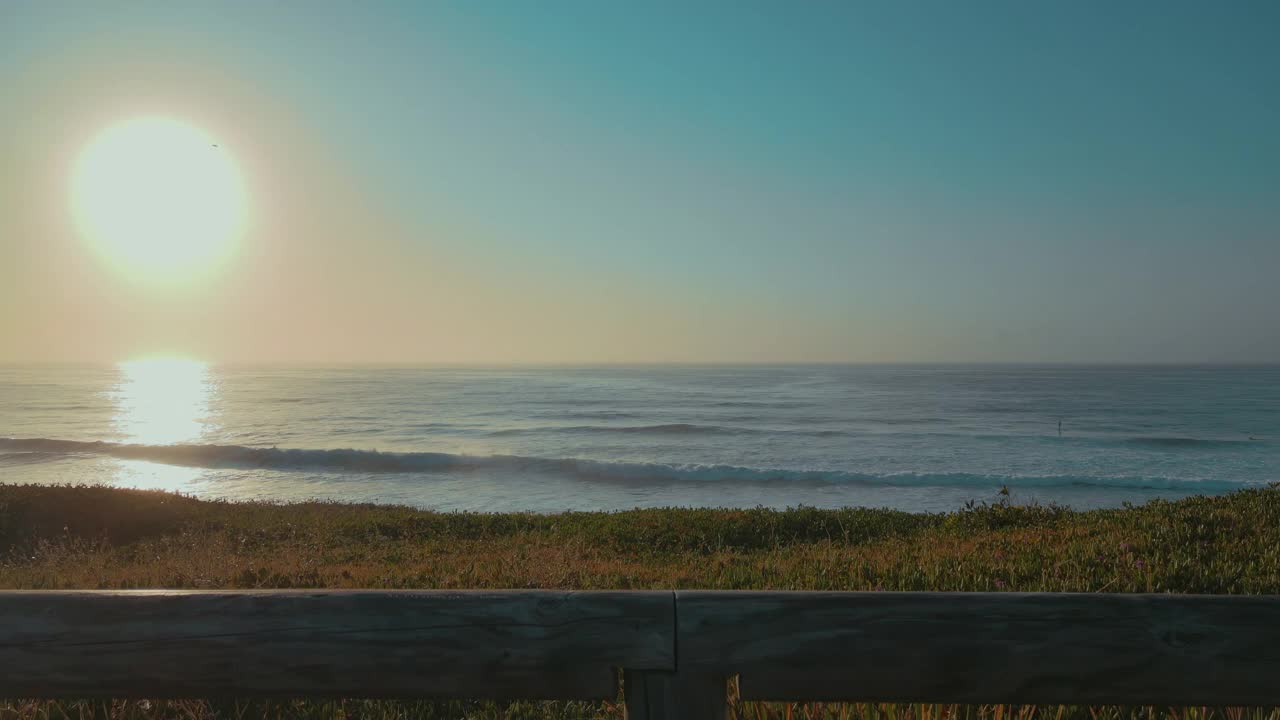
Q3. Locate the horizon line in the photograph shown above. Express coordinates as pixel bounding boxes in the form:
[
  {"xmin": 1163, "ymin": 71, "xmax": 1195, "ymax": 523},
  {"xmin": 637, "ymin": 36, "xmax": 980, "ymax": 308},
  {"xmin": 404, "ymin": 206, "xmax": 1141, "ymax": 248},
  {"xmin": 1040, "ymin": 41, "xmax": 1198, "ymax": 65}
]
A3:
[{"xmin": 4, "ymin": 360, "xmax": 1280, "ymax": 369}]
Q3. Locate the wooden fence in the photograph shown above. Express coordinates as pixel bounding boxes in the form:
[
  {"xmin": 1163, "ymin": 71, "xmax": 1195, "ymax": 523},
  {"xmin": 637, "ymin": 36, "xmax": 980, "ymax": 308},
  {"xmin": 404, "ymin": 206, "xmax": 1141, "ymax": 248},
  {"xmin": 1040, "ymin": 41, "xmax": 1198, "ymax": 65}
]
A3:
[{"xmin": 2, "ymin": 591, "xmax": 1279, "ymax": 718}]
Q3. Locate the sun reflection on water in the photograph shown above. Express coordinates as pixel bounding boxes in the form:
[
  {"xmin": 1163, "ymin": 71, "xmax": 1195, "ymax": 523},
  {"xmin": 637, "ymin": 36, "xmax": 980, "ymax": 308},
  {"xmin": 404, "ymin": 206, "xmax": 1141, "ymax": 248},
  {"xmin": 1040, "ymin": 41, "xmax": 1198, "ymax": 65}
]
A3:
[
  {"xmin": 111, "ymin": 358, "xmax": 215, "ymax": 445},
  {"xmin": 108, "ymin": 358, "xmax": 217, "ymax": 491}
]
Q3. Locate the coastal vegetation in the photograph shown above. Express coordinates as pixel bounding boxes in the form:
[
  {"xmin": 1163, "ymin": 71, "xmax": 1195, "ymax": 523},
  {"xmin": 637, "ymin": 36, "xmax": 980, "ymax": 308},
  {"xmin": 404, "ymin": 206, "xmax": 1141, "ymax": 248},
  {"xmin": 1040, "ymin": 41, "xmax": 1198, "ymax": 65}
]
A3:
[{"xmin": 2, "ymin": 483, "xmax": 1278, "ymax": 719}]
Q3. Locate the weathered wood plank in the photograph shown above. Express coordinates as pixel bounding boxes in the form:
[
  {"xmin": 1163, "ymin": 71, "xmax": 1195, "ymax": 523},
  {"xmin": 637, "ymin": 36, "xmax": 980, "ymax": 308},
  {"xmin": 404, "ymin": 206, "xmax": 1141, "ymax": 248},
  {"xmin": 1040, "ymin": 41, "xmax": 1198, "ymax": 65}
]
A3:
[
  {"xmin": 8, "ymin": 590, "xmax": 1280, "ymax": 705},
  {"xmin": 677, "ymin": 591, "xmax": 1280, "ymax": 705},
  {"xmin": 0, "ymin": 590, "xmax": 674, "ymax": 699}
]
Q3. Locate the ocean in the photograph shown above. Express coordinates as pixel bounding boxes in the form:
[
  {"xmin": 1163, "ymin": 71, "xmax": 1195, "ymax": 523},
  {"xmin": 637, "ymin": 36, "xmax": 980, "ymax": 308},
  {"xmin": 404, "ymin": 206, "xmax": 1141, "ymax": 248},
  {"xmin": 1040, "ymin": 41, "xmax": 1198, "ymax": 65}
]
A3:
[{"xmin": 1, "ymin": 363, "xmax": 1276, "ymax": 513}]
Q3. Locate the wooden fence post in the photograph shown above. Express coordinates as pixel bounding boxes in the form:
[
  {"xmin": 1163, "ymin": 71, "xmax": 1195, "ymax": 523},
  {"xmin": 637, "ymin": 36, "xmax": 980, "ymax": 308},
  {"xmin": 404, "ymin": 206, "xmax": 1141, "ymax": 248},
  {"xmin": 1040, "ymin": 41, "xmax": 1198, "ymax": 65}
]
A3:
[{"xmin": 624, "ymin": 669, "xmax": 728, "ymax": 720}]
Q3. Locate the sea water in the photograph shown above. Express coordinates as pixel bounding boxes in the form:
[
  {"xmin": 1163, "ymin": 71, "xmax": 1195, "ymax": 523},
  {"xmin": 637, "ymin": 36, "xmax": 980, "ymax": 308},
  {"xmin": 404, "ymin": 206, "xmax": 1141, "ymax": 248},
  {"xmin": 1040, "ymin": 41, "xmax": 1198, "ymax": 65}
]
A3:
[{"xmin": 1, "ymin": 364, "xmax": 1276, "ymax": 512}]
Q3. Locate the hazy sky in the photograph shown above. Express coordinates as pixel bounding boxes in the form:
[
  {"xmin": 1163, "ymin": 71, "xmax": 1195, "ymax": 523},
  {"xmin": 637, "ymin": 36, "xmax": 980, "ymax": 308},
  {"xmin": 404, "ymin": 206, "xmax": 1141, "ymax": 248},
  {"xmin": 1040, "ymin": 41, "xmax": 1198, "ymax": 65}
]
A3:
[{"xmin": 3, "ymin": 1, "xmax": 1278, "ymax": 364}]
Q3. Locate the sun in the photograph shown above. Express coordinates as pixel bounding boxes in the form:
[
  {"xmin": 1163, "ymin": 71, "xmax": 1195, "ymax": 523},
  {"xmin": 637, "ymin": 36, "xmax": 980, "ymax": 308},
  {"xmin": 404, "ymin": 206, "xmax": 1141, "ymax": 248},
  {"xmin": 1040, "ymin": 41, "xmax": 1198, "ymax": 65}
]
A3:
[{"xmin": 72, "ymin": 116, "xmax": 247, "ymax": 279}]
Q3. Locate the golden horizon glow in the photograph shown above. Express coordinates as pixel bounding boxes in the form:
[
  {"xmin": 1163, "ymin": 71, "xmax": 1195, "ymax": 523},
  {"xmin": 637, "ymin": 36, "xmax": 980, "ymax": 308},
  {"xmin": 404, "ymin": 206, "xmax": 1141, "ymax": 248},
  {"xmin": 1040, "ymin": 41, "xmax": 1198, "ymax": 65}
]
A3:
[
  {"xmin": 72, "ymin": 116, "xmax": 247, "ymax": 281},
  {"xmin": 111, "ymin": 357, "xmax": 214, "ymax": 445}
]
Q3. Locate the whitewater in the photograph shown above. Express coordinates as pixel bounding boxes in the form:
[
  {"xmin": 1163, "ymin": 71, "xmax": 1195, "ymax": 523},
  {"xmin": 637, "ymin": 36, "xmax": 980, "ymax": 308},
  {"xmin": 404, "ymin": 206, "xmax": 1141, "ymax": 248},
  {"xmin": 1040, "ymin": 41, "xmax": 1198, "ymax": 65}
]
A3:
[{"xmin": 1, "ymin": 364, "xmax": 1276, "ymax": 512}]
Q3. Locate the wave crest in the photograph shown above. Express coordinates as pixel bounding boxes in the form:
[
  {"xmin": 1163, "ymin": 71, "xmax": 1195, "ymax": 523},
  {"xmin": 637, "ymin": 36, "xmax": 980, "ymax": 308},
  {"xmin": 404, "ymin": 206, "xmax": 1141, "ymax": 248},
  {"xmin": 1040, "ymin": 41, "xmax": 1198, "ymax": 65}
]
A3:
[
  {"xmin": 0, "ymin": 437, "xmax": 1255, "ymax": 492},
  {"xmin": 487, "ymin": 423, "xmax": 736, "ymax": 437},
  {"xmin": 1125, "ymin": 436, "xmax": 1256, "ymax": 448}
]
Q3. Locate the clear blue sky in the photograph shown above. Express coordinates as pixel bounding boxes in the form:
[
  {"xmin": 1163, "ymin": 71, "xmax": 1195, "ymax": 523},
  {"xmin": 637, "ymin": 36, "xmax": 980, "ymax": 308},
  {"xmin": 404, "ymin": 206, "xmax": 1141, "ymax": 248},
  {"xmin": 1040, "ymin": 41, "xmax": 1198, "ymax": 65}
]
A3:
[{"xmin": 3, "ymin": 1, "xmax": 1278, "ymax": 362}]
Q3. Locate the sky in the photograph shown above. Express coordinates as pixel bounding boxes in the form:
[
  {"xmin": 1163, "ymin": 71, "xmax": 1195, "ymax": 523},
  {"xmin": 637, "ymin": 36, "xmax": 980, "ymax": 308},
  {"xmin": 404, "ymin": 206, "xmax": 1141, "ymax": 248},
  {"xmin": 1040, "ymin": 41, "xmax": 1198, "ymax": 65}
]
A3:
[{"xmin": 3, "ymin": 1, "xmax": 1278, "ymax": 364}]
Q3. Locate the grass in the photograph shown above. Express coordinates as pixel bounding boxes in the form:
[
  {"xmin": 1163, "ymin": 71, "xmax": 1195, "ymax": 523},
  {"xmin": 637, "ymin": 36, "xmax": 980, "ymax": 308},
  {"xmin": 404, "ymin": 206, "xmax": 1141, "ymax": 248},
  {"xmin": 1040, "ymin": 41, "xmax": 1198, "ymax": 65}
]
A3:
[{"xmin": 2, "ymin": 483, "xmax": 1279, "ymax": 719}]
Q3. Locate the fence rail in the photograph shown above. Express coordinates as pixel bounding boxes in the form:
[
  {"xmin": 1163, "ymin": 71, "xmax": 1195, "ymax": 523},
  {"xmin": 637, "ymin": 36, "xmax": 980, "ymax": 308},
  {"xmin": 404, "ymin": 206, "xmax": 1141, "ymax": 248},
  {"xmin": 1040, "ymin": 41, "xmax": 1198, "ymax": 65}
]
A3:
[
  {"xmin": 0, "ymin": 590, "xmax": 673, "ymax": 700},
  {"xmin": 2, "ymin": 591, "xmax": 1279, "ymax": 719}
]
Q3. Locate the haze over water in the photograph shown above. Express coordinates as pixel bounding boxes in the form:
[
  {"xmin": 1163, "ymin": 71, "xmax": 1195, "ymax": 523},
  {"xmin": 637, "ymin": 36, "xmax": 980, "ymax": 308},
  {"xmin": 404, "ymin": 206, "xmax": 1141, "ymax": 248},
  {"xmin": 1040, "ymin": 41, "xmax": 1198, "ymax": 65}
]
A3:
[{"xmin": 2, "ymin": 363, "xmax": 1275, "ymax": 513}]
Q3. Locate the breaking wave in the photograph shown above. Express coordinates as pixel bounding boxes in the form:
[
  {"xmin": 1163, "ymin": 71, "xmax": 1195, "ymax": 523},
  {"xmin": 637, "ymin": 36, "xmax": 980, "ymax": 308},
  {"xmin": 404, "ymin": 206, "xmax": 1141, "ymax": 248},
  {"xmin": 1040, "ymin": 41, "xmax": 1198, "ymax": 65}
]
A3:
[{"xmin": 0, "ymin": 437, "xmax": 1256, "ymax": 491}]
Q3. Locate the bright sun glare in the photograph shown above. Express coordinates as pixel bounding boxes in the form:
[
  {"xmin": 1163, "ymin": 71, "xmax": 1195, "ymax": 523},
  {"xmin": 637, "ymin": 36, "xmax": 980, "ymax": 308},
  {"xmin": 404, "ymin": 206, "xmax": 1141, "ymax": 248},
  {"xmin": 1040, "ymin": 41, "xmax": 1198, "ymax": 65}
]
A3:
[
  {"xmin": 113, "ymin": 357, "xmax": 213, "ymax": 445},
  {"xmin": 72, "ymin": 116, "xmax": 247, "ymax": 278}
]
